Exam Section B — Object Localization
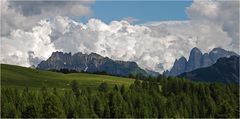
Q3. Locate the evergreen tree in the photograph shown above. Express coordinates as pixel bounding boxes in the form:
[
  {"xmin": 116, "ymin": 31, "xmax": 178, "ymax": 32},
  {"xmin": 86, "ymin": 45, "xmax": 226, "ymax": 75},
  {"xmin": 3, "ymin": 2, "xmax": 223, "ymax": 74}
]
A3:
[
  {"xmin": 63, "ymin": 90, "xmax": 77, "ymax": 118},
  {"xmin": 2, "ymin": 102, "xmax": 19, "ymax": 118},
  {"xmin": 103, "ymin": 104, "xmax": 111, "ymax": 118},
  {"xmin": 42, "ymin": 94, "xmax": 65, "ymax": 118},
  {"xmin": 113, "ymin": 85, "xmax": 119, "ymax": 91},
  {"xmin": 21, "ymin": 104, "xmax": 37, "ymax": 118},
  {"xmin": 53, "ymin": 87, "xmax": 58, "ymax": 96},
  {"xmin": 93, "ymin": 97, "xmax": 104, "ymax": 117},
  {"xmin": 1, "ymin": 75, "xmax": 239, "ymax": 118},
  {"xmin": 98, "ymin": 82, "xmax": 109, "ymax": 92},
  {"xmin": 120, "ymin": 84, "xmax": 126, "ymax": 94},
  {"xmin": 71, "ymin": 80, "xmax": 80, "ymax": 97}
]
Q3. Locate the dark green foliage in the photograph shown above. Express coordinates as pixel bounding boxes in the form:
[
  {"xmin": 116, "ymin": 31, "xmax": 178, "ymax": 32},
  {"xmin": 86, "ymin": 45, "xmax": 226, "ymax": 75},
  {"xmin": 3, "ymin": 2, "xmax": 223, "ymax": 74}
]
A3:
[
  {"xmin": 50, "ymin": 68, "xmax": 78, "ymax": 74},
  {"xmin": 42, "ymin": 94, "xmax": 65, "ymax": 118},
  {"xmin": 120, "ymin": 84, "xmax": 126, "ymax": 94},
  {"xmin": 21, "ymin": 104, "xmax": 37, "ymax": 118},
  {"xmin": 113, "ymin": 85, "xmax": 119, "ymax": 91},
  {"xmin": 98, "ymin": 82, "xmax": 109, "ymax": 92},
  {"xmin": 71, "ymin": 80, "xmax": 80, "ymax": 97},
  {"xmin": 1, "ymin": 102, "xmax": 19, "ymax": 118},
  {"xmin": 93, "ymin": 97, "xmax": 104, "ymax": 117},
  {"xmin": 1, "ymin": 77, "xmax": 239, "ymax": 118}
]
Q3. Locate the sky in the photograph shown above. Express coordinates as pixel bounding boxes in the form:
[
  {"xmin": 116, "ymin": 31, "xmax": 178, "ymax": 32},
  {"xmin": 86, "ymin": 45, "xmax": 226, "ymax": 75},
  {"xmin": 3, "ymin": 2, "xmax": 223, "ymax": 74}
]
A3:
[
  {"xmin": 1, "ymin": 0, "xmax": 239, "ymax": 73},
  {"xmin": 77, "ymin": 1, "xmax": 192, "ymax": 24}
]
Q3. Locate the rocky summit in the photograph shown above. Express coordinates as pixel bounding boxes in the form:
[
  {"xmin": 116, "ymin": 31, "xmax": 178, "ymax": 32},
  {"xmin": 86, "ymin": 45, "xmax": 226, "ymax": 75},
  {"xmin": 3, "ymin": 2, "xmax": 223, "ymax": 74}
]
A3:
[
  {"xmin": 178, "ymin": 56, "xmax": 239, "ymax": 84},
  {"xmin": 37, "ymin": 51, "xmax": 147, "ymax": 77},
  {"xmin": 165, "ymin": 47, "xmax": 238, "ymax": 76}
]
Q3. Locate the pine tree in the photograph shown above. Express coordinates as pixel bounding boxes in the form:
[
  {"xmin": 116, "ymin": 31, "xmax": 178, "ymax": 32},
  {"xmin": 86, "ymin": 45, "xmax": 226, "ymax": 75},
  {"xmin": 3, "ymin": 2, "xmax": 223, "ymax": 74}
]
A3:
[
  {"xmin": 93, "ymin": 97, "xmax": 104, "ymax": 117},
  {"xmin": 71, "ymin": 80, "xmax": 80, "ymax": 97},
  {"xmin": 120, "ymin": 85, "xmax": 126, "ymax": 95},
  {"xmin": 113, "ymin": 85, "xmax": 119, "ymax": 91},
  {"xmin": 2, "ymin": 102, "xmax": 19, "ymax": 118},
  {"xmin": 42, "ymin": 94, "xmax": 65, "ymax": 118},
  {"xmin": 21, "ymin": 104, "xmax": 37, "ymax": 118},
  {"xmin": 63, "ymin": 90, "xmax": 77, "ymax": 118},
  {"xmin": 103, "ymin": 104, "xmax": 110, "ymax": 118},
  {"xmin": 76, "ymin": 95, "xmax": 91, "ymax": 118},
  {"xmin": 98, "ymin": 82, "xmax": 109, "ymax": 92}
]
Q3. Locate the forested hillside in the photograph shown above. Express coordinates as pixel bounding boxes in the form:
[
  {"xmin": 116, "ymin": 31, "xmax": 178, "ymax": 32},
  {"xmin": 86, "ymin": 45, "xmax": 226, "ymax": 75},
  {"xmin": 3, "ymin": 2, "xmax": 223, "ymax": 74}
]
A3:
[{"xmin": 2, "ymin": 76, "xmax": 239, "ymax": 118}]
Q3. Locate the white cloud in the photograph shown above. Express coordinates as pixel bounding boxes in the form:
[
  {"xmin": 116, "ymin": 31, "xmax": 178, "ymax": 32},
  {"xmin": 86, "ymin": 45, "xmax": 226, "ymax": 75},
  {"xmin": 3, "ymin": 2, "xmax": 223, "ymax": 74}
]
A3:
[
  {"xmin": 1, "ymin": 20, "xmax": 56, "ymax": 66},
  {"xmin": 186, "ymin": 0, "xmax": 239, "ymax": 52},
  {"xmin": 1, "ymin": 0, "xmax": 239, "ymax": 73},
  {"xmin": 122, "ymin": 17, "xmax": 139, "ymax": 23},
  {"xmin": 0, "ymin": 0, "xmax": 93, "ymax": 67},
  {"xmin": 1, "ymin": 0, "xmax": 93, "ymax": 36}
]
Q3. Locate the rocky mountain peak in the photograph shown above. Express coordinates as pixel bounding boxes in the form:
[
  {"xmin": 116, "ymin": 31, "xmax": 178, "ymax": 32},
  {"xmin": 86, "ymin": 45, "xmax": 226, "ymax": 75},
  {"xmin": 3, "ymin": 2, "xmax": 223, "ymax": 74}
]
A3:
[
  {"xmin": 201, "ymin": 53, "xmax": 212, "ymax": 67},
  {"xmin": 209, "ymin": 47, "xmax": 238, "ymax": 61},
  {"xmin": 165, "ymin": 47, "xmax": 238, "ymax": 76},
  {"xmin": 89, "ymin": 52, "xmax": 104, "ymax": 59},
  {"xmin": 50, "ymin": 51, "xmax": 63, "ymax": 58},
  {"xmin": 186, "ymin": 47, "xmax": 203, "ymax": 72},
  {"xmin": 190, "ymin": 47, "xmax": 202, "ymax": 55},
  {"xmin": 49, "ymin": 51, "xmax": 71, "ymax": 61},
  {"xmin": 167, "ymin": 56, "xmax": 187, "ymax": 76},
  {"xmin": 37, "ymin": 51, "xmax": 149, "ymax": 77},
  {"xmin": 178, "ymin": 56, "xmax": 187, "ymax": 62},
  {"xmin": 179, "ymin": 56, "xmax": 239, "ymax": 83}
]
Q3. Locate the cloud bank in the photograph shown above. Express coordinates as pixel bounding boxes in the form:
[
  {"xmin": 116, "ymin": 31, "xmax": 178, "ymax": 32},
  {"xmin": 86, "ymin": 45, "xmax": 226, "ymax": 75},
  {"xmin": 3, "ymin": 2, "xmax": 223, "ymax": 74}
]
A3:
[
  {"xmin": 1, "ymin": 0, "xmax": 93, "ymax": 36},
  {"xmin": 1, "ymin": 0, "xmax": 239, "ymax": 73}
]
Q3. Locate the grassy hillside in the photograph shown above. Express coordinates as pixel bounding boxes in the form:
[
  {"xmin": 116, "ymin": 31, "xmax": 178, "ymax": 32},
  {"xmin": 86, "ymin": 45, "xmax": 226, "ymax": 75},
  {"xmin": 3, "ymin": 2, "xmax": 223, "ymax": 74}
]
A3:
[{"xmin": 1, "ymin": 64, "xmax": 135, "ymax": 89}]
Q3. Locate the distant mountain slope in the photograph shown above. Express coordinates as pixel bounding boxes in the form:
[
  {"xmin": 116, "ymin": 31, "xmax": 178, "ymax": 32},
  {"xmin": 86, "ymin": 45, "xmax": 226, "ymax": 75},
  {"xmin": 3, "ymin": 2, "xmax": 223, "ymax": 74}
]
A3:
[
  {"xmin": 1, "ymin": 64, "xmax": 134, "ymax": 89},
  {"xmin": 165, "ymin": 47, "xmax": 238, "ymax": 76},
  {"xmin": 145, "ymin": 69, "xmax": 160, "ymax": 77},
  {"xmin": 178, "ymin": 56, "xmax": 239, "ymax": 83},
  {"xmin": 37, "ymin": 52, "xmax": 148, "ymax": 77}
]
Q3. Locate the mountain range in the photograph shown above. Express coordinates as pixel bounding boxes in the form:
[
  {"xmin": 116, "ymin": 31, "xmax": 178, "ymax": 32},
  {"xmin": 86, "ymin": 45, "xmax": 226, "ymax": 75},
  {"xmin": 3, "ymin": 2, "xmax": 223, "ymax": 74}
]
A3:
[
  {"xmin": 37, "ymin": 52, "xmax": 149, "ymax": 77},
  {"xmin": 164, "ymin": 47, "xmax": 238, "ymax": 76},
  {"xmin": 178, "ymin": 56, "xmax": 239, "ymax": 83},
  {"xmin": 37, "ymin": 47, "xmax": 238, "ymax": 82}
]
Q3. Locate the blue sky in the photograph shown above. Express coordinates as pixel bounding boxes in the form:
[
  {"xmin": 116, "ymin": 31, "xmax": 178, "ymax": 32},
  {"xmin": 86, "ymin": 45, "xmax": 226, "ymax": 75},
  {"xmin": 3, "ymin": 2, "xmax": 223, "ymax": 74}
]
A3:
[{"xmin": 77, "ymin": 1, "xmax": 193, "ymax": 24}]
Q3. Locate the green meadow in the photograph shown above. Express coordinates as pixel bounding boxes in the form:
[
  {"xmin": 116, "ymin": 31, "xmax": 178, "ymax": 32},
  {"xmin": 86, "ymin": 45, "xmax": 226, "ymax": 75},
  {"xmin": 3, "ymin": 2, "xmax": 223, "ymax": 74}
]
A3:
[{"xmin": 1, "ymin": 64, "xmax": 135, "ymax": 90}]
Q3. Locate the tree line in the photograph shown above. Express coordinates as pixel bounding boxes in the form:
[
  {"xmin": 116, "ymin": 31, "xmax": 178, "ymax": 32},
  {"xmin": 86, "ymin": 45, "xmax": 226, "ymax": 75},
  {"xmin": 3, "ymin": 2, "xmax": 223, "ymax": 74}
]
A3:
[{"xmin": 1, "ymin": 76, "xmax": 239, "ymax": 118}]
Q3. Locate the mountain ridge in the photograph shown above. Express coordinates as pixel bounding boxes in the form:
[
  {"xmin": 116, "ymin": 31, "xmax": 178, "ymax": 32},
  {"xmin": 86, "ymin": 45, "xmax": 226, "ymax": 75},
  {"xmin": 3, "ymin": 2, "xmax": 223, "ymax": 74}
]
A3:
[
  {"xmin": 37, "ymin": 51, "xmax": 149, "ymax": 77},
  {"xmin": 178, "ymin": 56, "xmax": 239, "ymax": 83},
  {"xmin": 165, "ymin": 47, "xmax": 238, "ymax": 76}
]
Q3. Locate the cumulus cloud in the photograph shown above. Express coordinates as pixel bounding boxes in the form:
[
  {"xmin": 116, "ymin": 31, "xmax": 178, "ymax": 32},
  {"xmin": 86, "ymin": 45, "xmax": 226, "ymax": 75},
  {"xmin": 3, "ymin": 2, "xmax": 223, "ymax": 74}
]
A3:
[
  {"xmin": 0, "ymin": 0, "xmax": 93, "ymax": 66},
  {"xmin": 1, "ymin": 20, "xmax": 55, "ymax": 66},
  {"xmin": 1, "ymin": 0, "xmax": 239, "ymax": 73},
  {"xmin": 122, "ymin": 17, "xmax": 139, "ymax": 24},
  {"xmin": 1, "ymin": 0, "xmax": 93, "ymax": 36},
  {"xmin": 186, "ymin": 0, "xmax": 239, "ymax": 52}
]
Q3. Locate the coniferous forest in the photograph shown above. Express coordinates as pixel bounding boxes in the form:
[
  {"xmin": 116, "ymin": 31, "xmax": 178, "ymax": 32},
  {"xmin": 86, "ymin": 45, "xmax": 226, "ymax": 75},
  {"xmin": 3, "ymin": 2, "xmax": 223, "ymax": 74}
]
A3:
[{"xmin": 1, "ymin": 76, "xmax": 239, "ymax": 118}]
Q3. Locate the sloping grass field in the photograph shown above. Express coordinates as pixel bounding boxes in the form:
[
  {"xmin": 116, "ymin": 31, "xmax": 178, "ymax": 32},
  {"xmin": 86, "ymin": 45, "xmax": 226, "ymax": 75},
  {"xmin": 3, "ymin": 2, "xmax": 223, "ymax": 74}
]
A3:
[{"xmin": 1, "ymin": 64, "xmax": 135, "ymax": 90}]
